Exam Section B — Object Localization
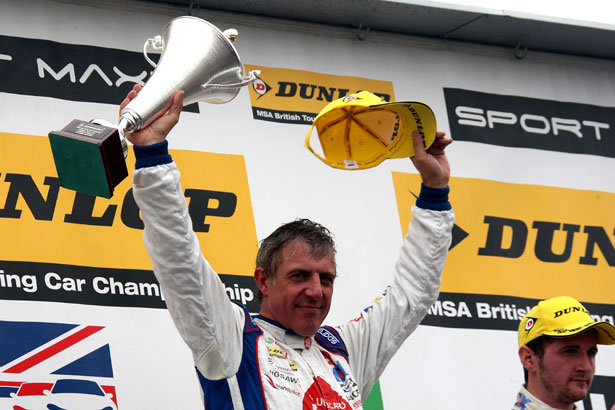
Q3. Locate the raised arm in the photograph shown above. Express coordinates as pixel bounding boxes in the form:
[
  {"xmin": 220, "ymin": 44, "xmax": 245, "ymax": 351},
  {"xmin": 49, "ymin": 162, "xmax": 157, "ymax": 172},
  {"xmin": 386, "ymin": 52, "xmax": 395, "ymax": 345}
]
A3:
[
  {"xmin": 123, "ymin": 85, "xmax": 245, "ymax": 379},
  {"xmin": 337, "ymin": 130, "xmax": 454, "ymax": 397}
]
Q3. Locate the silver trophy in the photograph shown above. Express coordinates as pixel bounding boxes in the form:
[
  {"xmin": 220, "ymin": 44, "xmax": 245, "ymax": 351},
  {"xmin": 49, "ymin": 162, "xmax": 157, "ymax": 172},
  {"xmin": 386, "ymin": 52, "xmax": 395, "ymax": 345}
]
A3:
[
  {"xmin": 49, "ymin": 16, "xmax": 259, "ymax": 198},
  {"xmin": 119, "ymin": 16, "xmax": 260, "ymax": 132}
]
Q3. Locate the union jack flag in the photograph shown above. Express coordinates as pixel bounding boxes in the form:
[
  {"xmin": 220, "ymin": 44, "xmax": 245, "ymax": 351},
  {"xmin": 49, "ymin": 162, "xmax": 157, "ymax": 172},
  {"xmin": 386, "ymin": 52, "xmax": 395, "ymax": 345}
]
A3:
[{"xmin": 0, "ymin": 320, "xmax": 118, "ymax": 410}]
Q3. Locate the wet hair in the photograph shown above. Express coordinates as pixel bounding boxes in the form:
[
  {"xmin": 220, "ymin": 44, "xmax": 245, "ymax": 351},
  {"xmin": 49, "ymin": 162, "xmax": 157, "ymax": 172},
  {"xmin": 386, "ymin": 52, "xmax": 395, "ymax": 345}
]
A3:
[{"xmin": 254, "ymin": 218, "xmax": 336, "ymax": 300}]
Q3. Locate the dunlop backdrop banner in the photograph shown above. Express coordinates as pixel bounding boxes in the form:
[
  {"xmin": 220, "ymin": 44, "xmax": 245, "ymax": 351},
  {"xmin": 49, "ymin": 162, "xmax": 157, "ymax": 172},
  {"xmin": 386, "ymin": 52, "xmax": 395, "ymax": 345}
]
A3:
[
  {"xmin": 393, "ymin": 172, "xmax": 615, "ymax": 302},
  {"xmin": 246, "ymin": 64, "xmax": 395, "ymax": 125},
  {"xmin": 0, "ymin": 132, "xmax": 260, "ymax": 311},
  {"xmin": 392, "ymin": 172, "xmax": 615, "ymax": 326}
]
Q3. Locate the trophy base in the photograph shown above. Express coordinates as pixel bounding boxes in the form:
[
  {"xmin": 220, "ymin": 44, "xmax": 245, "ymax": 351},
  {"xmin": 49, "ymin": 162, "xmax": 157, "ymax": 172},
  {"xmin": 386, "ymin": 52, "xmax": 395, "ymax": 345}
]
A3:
[{"xmin": 49, "ymin": 120, "xmax": 128, "ymax": 199}]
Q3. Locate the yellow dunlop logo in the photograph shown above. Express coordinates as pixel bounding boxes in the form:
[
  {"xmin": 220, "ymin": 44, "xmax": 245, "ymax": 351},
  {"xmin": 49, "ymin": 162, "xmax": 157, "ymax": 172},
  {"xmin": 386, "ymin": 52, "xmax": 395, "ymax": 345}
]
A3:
[
  {"xmin": 0, "ymin": 132, "xmax": 258, "ymax": 276},
  {"xmin": 392, "ymin": 172, "xmax": 615, "ymax": 304},
  {"xmin": 266, "ymin": 345, "xmax": 286, "ymax": 358},
  {"xmin": 245, "ymin": 64, "xmax": 395, "ymax": 125}
]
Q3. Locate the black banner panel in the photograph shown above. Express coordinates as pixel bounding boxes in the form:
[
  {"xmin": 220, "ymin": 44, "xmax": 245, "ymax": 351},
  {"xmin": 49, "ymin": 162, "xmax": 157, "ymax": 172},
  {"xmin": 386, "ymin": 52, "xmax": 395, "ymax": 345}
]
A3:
[
  {"xmin": 0, "ymin": 260, "xmax": 260, "ymax": 312},
  {"xmin": 0, "ymin": 34, "xmax": 198, "ymax": 112},
  {"xmin": 444, "ymin": 88, "xmax": 615, "ymax": 157}
]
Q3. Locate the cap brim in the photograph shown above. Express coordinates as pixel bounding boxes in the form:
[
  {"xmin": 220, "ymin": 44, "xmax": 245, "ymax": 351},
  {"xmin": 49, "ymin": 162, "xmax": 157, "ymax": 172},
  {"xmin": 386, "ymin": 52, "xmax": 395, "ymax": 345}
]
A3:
[
  {"xmin": 592, "ymin": 322, "xmax": 615, "ymax": 344},
  {"xmin": 544, "ymin": 321, "xmax": 615, "ymax": 345},
  {"xmin": 371, "ymin": 101, "xmax": 437, "ymax": 158}
]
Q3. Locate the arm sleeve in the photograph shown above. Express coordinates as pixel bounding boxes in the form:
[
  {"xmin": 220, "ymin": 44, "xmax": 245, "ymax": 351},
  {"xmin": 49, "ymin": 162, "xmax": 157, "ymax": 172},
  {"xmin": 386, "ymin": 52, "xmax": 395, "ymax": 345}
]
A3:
[
  {"xmin": 132, "ymin": 143, "xmax": 245, "ymax": 380},
  {"xmin": 336, "ymin": 184, "xmax": 454, "ymax": 398}
]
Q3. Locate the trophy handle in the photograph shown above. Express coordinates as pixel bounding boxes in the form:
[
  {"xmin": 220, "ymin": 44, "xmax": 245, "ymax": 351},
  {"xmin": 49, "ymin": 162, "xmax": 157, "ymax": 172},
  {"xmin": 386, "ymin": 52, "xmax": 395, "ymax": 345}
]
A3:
[
  {"xmin": 143, "ymin": 35, "xmax": 164, "ymax": 68},
  {"xmin": 203, "ymin": 69, "xmax": 261, "ymax": 89},
  {"xmin": 117, "ymin": 124, "xmax": 129, "ymax": 159}
]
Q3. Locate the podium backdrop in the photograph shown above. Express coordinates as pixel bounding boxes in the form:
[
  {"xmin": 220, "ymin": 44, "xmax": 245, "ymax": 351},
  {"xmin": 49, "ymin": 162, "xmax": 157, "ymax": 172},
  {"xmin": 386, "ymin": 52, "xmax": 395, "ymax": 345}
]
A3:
[{"xmin": 1, "ymin": 0, "xmax": 613, "ymax": 409}]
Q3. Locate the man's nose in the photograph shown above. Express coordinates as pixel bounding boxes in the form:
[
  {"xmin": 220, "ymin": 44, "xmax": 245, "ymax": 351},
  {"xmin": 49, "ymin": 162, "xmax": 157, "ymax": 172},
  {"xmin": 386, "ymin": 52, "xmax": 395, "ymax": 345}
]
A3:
[
  {"xmin": 576, "ymin": 353, "xmax": 595, "ymax": 373},
  {"xmin": 304, "ymin": 273, "xmax": 323, "ymax": 298}
]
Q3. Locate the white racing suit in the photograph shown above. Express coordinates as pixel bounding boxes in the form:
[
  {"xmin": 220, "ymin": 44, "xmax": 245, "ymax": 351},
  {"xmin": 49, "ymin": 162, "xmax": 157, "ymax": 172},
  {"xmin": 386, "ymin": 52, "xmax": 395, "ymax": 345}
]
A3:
[{"xmin": 132, "ymin": 142, "xmax": 454, "ymax": 410}]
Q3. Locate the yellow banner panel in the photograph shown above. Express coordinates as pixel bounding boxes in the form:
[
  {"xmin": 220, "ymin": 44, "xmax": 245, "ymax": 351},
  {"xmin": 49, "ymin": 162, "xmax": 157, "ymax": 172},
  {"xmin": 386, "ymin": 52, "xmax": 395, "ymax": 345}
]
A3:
[
  {"xmin": 0, "ymin": 132, "xmax": 257, "ymax": 276},
  {"xmin": 245, "ymin": 64, "xmax": 395, "ymax": 116},
  {"xmin": 393, "ymin": 172, "xmax": 615, "ymax": 304}
]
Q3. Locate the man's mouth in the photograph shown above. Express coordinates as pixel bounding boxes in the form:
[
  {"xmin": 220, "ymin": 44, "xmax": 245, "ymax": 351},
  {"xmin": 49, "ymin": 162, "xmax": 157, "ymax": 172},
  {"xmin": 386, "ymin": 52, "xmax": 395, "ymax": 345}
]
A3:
[
  {"xmin": 570, "ymin": 376, "xmax": 590, "ymax": 386},
  {"xmin": 297, "ymin": 305, "xmax": 322, "ymax": 311}
]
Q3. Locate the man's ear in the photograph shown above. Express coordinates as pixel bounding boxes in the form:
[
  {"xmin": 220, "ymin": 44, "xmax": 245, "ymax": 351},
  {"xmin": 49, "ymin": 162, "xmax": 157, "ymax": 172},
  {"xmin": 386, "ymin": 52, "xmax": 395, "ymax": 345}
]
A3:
[
  {"xmin": 254, "ymin": 267, "xmax": 269, "ymax": 297},
  {"xmin": 519, "ymin": 345, "xmax": 537, "ymax": 372}
]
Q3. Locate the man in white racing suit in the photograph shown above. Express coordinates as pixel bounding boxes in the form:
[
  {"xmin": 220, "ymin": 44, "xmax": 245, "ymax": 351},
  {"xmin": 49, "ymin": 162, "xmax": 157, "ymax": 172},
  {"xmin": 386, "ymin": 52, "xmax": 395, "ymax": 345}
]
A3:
[{"xmin": 122, "ymin": 85, "xmax": 455, "ymax": 409}]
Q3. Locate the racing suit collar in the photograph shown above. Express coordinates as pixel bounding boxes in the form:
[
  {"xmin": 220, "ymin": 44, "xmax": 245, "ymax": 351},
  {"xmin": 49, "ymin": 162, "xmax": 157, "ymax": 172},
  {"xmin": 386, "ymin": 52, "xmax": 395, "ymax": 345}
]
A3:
[
  {"xmin": 254, "ymin": 315, "xmax": 316, "ymax": 351},
  {"xmin": 254, "ymin": 314, "xmax": 294, "ymax": 333},
  {"xmin": 516, "ymin": 385, "xmax": 578, "ymax": 410}
]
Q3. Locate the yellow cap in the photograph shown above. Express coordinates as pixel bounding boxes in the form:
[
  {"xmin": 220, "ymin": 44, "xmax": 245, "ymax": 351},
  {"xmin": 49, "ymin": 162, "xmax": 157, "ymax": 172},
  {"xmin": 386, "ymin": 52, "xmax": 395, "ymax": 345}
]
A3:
[
  {"xmin": 305, "ymin": 91, "xmax": 437, "ymax": 170},
  {"xmin": 518, "ymin": 296, "xmax": 615, "ymax": 347}
]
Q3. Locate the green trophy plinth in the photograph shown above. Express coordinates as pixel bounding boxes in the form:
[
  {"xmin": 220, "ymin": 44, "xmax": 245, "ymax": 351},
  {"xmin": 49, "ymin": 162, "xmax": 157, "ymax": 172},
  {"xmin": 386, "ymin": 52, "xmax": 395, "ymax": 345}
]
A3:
[{"xmin": 49, "ymin": 120, "xmax": 128, "ymax": 199}]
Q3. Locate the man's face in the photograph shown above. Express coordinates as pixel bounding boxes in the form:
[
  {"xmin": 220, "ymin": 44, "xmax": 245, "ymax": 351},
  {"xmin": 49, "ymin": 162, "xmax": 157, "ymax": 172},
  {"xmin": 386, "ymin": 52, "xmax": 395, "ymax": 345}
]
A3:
[
  {"xmin": 532, "ymin": 331, "xmax": 598, "ymax": 408},
  {"xmin": 258, "ymin": 239, "xmax": 336, "ymax": 337}
]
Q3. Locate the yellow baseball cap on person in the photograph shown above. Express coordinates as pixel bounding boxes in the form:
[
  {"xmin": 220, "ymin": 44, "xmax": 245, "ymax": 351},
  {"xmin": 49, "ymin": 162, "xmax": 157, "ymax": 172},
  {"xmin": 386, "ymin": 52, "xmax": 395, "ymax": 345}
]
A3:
[
  {"xmin": 518, "ymin": 296, "xmax": 615, "ymax": 347},
  {"xmin": 304, "ymin": 91, "xmax": 437, "ymax": 170}
]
